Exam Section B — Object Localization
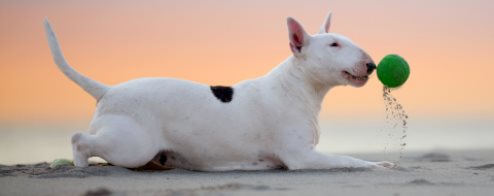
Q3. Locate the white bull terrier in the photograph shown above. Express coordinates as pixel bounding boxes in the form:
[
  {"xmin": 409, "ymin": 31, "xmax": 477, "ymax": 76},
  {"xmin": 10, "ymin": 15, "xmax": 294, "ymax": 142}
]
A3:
[{"xmin": 44, "ymin": 12, "xmax": 395, "ymax": 171}]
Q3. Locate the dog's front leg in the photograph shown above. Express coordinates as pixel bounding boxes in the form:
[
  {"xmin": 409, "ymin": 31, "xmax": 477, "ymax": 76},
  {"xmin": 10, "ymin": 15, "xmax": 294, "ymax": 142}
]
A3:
[{"xmin": 281, "ymin": 149, "xmax": 395, "ymax": 170}]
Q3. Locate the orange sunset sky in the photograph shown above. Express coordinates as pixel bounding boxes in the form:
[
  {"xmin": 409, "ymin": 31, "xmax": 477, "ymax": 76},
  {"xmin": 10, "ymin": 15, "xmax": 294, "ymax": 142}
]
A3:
[{"xmin": 1, "ymin": 0, "xmax": 493, "ymax": 123}]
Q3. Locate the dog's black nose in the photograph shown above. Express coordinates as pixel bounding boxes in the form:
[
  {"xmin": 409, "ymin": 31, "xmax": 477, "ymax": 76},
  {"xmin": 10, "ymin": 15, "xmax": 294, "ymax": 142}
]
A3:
[{"xmin": 366, "ymin": 62, "xmax": 376, "ymax": 74}]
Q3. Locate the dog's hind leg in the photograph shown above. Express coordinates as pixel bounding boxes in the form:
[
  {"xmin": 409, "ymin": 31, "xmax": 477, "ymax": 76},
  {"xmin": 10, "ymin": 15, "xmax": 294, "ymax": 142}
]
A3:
[
  {"xmin": 71, "ymin": 115, "xmax": 161, "ymax": 168},
  {"xmin": 71, "ymin": 132, "xmax": 91, "ymax": 167}
]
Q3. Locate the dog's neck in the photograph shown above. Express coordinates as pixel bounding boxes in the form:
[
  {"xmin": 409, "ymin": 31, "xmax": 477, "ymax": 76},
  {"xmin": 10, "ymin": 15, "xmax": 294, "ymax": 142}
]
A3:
[
  {"xmin": 267, "ymin": 56, "xmax": 335, "ymax": 111},
  {"xmin": 264, "ymin": 56, "xmax": 337, "ymax": 145}
]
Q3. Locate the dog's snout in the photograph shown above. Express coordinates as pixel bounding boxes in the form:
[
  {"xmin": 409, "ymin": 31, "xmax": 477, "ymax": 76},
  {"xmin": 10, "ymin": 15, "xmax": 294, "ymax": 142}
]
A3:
[{"xmin": 366, "ymin": 62, "xmax": 376, "ymax": 74}]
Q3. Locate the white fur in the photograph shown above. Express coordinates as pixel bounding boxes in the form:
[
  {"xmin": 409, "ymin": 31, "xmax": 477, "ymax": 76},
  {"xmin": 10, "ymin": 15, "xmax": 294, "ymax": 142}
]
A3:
[{"xmin": 44, "ymin": 12, "xmax": 394, "ymax": 171}]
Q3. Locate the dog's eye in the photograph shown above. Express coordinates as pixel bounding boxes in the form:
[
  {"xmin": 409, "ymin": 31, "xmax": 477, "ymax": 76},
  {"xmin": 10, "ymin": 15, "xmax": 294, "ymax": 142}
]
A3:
[{"xmin": 330, "ymin": 42, "xmax": 339, "ymax": 47}]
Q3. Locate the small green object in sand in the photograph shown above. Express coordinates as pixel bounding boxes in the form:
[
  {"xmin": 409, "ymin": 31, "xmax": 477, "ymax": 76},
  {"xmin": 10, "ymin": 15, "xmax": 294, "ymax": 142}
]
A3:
[
  {"xmin": 377, "ymin": 54, "xmax": 410, "ymax": 88},
  {"xmin": 50, "ymin": 158, "xmax": 73, "ymax": 169}
]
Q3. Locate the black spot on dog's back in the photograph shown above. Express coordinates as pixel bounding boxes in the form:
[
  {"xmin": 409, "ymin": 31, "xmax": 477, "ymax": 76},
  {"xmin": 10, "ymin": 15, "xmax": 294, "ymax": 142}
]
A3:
[{"xmin": 210, "ymin": 86, "xmax": 234, "ymax": 103}]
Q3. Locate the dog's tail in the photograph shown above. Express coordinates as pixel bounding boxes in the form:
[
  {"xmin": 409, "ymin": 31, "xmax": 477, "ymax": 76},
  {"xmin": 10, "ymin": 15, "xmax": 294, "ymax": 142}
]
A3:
[{"xmin": 44, "ymin": 18, "xmax": 109, "ymax": 100}]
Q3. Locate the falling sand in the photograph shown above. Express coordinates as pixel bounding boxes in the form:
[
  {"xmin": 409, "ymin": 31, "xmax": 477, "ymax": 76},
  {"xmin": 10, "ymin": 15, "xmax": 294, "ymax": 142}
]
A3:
[{"xmin": 381, "ymin": 86, "xmax": 408, "ymax": 162}]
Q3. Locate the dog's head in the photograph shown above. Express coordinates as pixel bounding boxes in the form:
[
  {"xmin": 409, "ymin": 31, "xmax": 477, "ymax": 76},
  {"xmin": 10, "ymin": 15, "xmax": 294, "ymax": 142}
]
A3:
[{"xmin": 287, "ymin": 12, "xmax": 375, "ymax": 87}]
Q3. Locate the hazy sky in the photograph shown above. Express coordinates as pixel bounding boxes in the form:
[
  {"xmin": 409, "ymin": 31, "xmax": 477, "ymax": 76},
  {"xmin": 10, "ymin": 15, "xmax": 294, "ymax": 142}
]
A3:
[{"xmin": 1, "ymin": 0, "xmax": 493, "ymax": 122}]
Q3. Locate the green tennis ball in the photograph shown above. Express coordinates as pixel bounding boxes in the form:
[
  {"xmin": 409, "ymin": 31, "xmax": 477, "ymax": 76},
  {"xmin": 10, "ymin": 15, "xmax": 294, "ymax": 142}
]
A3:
[
  {"xmin": 50, "ymin": 158, "xmax": 73, "ymax": 169},
  {"xmin": 377, "ymin": 54, "xmax": 410, "ymax": 88}
]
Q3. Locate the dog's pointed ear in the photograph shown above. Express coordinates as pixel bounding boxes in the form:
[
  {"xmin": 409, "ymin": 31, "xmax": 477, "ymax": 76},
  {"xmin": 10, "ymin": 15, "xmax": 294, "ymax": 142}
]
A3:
[
  {"xmin": 287, "ymin": 17, "xmax": 310, "ymax": 56},
  {"xmin": 319, "ymin": 12, "xmax": 332, "ymax": 34}
]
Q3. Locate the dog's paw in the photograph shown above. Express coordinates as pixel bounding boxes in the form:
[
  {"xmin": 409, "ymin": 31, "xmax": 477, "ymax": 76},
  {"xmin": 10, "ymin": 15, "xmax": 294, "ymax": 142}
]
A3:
[{"xmin": 371, "ymin": 161, "xmax": 396, "ymax": 169}]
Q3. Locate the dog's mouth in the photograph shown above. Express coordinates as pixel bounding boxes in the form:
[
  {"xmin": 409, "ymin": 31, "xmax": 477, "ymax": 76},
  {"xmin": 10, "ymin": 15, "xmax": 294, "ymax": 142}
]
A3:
[{"xmin": 342, "ymin": 71, "xmax": 369, "ymax": 87}]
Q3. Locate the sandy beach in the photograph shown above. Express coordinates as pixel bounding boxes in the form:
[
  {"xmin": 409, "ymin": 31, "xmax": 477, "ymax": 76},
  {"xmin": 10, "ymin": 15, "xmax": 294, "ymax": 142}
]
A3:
[{"xmin": 1, "ymin": 150, "xmax": 493, "ymax": 196}]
